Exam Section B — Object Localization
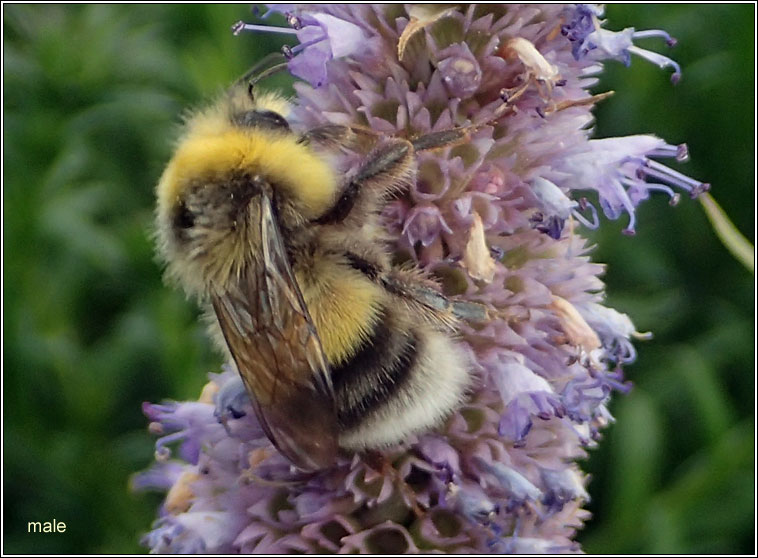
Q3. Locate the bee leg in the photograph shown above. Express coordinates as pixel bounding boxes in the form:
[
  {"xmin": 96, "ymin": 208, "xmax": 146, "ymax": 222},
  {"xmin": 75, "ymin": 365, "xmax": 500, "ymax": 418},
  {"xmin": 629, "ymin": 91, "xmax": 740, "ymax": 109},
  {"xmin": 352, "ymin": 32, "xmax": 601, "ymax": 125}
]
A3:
[
  {"xmin": 409, "ymin": 88, "xmax": 525, "ymax": 153},
  {"xmin": 382, "ymin": 270, "xmax": 491, "ymax": 324},
  {"xmin": 448, "ymin": 298, "xmax": 492, "ymax": 323},
  {"xmin": 315, "ymin": 138, "xmax": 416, "ymax": 224},
  {"xmin": 408, "ymin": 108, "xmax": 518, "ymax": 153},
  {"xmin": 311, "ymin": 105, "xmax": 520, "ymax": 225},
  {"xmin": 302, "ymin": 117, "xmax": 504, "ymax": 154},
  {"xmin": 311, "ymin": 123, "xmax": 510, "ymax": 226},
  {"xmin": 297, "ymin": 123, "xmax": 380, "ymax": 149},
  {"xmin": 409, "ymin": 128, "xmax": 476, "ymax": 152},
  {"xmin": 297, "ymin": 125, "xmax": 354, "ymax": 149}
]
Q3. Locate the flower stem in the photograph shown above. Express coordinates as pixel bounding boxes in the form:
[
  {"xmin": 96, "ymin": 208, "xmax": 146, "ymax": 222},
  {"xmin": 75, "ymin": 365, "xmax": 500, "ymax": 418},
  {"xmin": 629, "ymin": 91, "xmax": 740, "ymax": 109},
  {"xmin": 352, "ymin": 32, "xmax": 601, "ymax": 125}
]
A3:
[{"xmin": 699, "ymin": 193, "xmax": 754, "ymax": 273}]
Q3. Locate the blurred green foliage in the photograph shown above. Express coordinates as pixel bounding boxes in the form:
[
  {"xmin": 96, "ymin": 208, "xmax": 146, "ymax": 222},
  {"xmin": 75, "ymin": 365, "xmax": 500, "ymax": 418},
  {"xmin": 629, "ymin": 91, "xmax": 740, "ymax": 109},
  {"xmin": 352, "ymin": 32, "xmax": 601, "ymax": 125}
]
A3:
[
  {"xmin": 579, "ymin": 5, "xmax": 755, "ymax": 554},
  {"xmin": 3, "ymin": 4, "xmax": 753, "ymax": 554}
]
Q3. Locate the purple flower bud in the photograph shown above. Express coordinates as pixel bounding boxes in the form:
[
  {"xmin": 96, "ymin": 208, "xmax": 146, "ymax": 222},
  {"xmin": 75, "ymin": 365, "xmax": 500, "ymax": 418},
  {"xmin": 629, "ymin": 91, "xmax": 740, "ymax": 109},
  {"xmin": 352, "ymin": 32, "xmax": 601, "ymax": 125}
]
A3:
[
  {"xmin": 477, "ymin": 459, "xmax": 543, "ymax": 505},
  {"xmin": 540, "ymin": 467, "xmax": 590, "ymax": 512},
  {"xmin": 446, "ymin": 480, "xmax": 499, "ymax": 523},
  {"xmin": 437, "ymin": 42, "xmax": 483, "ymax": 98}
]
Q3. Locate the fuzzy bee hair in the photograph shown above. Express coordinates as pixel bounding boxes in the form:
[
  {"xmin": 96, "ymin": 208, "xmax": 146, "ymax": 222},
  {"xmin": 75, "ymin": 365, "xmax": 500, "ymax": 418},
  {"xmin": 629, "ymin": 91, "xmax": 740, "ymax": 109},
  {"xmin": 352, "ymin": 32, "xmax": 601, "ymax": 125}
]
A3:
[{"xmin": 155, "ymin": 85, "xmax": 479, "ymax": 470}]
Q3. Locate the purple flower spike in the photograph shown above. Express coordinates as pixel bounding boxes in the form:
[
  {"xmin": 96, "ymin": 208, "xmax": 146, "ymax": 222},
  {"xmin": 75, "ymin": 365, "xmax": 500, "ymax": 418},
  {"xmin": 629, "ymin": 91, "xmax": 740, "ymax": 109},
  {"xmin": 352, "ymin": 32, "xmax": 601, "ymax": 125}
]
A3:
[{"xmin": 139, "ymin": 4, "xmax": 709, "ymax": 554}]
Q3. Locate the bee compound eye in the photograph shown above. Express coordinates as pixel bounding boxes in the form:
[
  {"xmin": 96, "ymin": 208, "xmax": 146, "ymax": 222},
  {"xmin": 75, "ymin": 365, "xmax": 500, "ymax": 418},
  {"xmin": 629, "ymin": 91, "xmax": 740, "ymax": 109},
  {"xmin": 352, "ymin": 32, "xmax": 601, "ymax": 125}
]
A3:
[{"xmin": 233, "ymin": 110, "xmax": 290, "ymax": 131}]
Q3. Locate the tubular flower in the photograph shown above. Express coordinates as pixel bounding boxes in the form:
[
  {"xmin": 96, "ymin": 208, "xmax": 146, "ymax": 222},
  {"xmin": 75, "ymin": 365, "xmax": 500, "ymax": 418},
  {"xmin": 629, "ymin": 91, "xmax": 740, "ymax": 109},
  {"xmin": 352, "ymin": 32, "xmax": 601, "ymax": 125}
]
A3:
[{"xmin": 137, "ymin": 4, "xmax": 708, "ymax": 553}]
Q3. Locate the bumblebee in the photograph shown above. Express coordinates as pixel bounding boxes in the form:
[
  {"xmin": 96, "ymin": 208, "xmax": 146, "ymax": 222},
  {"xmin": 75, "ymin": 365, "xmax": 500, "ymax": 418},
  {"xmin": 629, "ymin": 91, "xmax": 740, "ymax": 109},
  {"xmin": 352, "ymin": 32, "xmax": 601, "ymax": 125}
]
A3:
[{"xmin": 155, "ymin": 82, "xmax": 488, "ymax": 470}]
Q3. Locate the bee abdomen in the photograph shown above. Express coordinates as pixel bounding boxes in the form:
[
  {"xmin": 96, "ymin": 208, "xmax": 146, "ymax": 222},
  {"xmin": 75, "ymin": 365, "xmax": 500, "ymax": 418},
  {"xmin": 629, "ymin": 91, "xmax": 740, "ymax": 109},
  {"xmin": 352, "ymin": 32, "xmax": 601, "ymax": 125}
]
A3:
[
  {"xmin": 331, "ymin": 310, "xmax": 417, "ymax": 430},
  {"xmin": 333, "ymin": 307, "xmax": 471, "ymax": 450}
]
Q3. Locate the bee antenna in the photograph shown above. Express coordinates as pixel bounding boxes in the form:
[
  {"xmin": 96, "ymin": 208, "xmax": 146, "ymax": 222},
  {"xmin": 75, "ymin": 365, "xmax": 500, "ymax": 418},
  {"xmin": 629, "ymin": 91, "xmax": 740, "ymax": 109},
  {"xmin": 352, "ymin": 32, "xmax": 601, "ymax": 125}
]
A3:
[
  {"xmin": 235, "ymin": 51, "xmax": 286, "ymax": 86},
  {"xmin": 234, "ymin": 51, "xmax": 290, "ymax": 103},
  {"xmin": 248, "ymin": 62, "xmax": 290, "ymax": 93}
]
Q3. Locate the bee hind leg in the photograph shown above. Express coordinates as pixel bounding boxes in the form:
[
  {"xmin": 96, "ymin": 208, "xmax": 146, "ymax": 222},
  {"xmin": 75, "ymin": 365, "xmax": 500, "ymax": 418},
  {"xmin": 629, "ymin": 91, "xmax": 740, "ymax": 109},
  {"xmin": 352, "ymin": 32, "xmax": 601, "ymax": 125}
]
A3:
[
  {"xmin": 382, "ymin": 269, "xmax": 491, "ymax": 325},
  {"xmin": 409, "ymin": 88, "xmax": 523, "ymax": 152},
  {"xmin": 409, "ymin": 128, "xmax": 476, "ymax": 152}
]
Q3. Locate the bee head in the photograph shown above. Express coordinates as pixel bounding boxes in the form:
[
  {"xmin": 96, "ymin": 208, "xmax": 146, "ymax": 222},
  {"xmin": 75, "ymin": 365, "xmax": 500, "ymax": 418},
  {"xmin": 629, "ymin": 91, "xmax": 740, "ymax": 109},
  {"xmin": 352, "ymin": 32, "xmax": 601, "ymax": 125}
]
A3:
[
  {"xmin": 156, "ymin": 170, "xmax": 267, "ymax": 296},
  {"xmin": 155, "ymin": 89, "xmax": 338, "ymax": 296}
]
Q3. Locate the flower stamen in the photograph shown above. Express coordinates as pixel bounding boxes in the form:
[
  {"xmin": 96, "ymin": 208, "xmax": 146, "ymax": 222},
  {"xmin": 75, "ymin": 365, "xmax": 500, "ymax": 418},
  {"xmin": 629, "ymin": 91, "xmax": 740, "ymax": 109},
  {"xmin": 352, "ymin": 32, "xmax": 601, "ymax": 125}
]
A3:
[
  {"xmin": 640, "ymin": 159, "xmax": 711, "ymax": 198},
  {"xmin": 231, "ymin": 21, "xmax": 299, "ymax": 36},
  {"xmin": 571, "ymin": 198, "xmax": 600, "ymax": 230}
]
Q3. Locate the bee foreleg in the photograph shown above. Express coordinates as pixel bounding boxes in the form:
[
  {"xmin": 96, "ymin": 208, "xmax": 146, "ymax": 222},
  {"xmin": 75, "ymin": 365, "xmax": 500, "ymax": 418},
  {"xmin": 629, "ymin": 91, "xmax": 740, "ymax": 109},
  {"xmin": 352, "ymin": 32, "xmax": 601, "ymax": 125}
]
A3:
[
  {"xmin": 298, "ymin": 123, "xmax": 382, "ymax": 149},
  {"xmin": 297, "ymin": 125, "xmax": 354, "ymax": 149},
  {"xmin": 315, "ymin": 138, "xmax": 415, "ymax": 224}
]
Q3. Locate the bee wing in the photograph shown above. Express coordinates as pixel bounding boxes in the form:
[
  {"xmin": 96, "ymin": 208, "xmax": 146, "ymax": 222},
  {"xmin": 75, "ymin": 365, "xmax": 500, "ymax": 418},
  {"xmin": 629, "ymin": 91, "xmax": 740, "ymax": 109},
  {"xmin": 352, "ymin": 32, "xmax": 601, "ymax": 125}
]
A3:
[{"xmin": 211, "ymin": 192, "xmax": 338, "ymax": 470}]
